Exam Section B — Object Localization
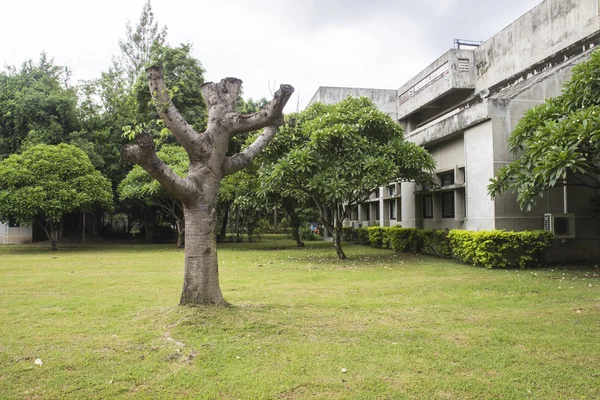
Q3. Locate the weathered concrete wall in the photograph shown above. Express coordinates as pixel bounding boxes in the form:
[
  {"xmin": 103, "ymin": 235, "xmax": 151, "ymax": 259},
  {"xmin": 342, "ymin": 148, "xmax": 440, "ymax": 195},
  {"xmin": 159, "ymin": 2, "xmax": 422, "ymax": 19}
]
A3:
[
  {"xmin": 474, "ymin": 0, "xmax": 600, "ymax": 92},
  {"xmin": 464, "ymin": 120, "xmax": 496, "ymax": 230},
  {"xmin": 427, "ymin": 137, "xmax": 465, "ymax": 173},
  {"xmin": 396, "ymin": 49, "xmax": 475, "ymax": 119},
  {"xmin": 309, "ymin": 86, "xmax": 398, "ymax": 121},
  {"xmin": 0, "ymin": 224, "xmax": 32, "ymax": 244},
  {"xmin": 405, "ymin": 101, "xmax": 489, "ymax": 147}
]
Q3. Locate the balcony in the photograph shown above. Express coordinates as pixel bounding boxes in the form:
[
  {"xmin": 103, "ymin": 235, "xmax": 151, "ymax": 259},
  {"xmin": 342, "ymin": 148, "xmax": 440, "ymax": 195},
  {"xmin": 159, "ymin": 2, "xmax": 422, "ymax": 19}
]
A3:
[{"xmin": 397, "ymin": 49, "xmax": 476, "ymax": 121}]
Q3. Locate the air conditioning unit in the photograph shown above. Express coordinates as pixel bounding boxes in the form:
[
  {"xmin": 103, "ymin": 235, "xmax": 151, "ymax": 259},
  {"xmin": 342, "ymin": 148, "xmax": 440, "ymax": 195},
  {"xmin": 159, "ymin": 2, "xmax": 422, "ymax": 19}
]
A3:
[{"xmin": 544, "ymin": 213, "xmax": 576, "ymax": 238}]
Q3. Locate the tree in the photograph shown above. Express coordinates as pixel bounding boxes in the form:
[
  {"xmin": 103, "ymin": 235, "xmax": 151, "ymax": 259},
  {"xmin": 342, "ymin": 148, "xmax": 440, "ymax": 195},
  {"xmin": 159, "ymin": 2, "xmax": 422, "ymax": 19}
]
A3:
[
  {"xmin": 261, "ymin": 97, "xmax": 435, "ymax": 259},
  {"xmin": 118, "ymin": 0, "xmax": 167, "ymax": 86},
  {"xmin": 488, "ymin": 49, "xmax": 600, "ymax": 210},
  {"xmin": 0, "ymin": 144, "xmax": 113, "ymax": 250},
  {"xmin": 0, "ymin": 53, "xmax": 80, "ymax": 159},
  {"xmin": 122, "ymin": 67, "xmax": 293, "ymax": 306},
  {"xmin": 133, "ymin": 43, "xmax": 207, "ymax": 135},
  {"xmin": 119, "ymin": 145, "xmax": 188, "ymax": 247}
]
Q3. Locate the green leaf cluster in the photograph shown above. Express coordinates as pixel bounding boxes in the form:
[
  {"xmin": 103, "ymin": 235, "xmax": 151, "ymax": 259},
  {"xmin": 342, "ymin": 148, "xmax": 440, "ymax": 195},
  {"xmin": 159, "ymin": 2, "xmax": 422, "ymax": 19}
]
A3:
[
  {"xmin": 261, "ymin": 97, "xmax": 435, "ymax": 212},
  {"xmin": 0, "ymin": 144, "xmax": 113, "ymax": 225},
  {"xmin": 489, "ymin": 49, "xmax": 600, "ymax": 210}
]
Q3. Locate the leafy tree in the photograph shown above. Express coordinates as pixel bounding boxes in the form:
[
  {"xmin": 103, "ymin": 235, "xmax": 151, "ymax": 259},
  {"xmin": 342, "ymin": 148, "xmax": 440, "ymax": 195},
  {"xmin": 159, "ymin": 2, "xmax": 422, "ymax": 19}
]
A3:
[
  {"xmin": 0, "ymin": 53, "xmax": 80, "ymax": 159},
  {"xmin": 488, "ymin": 49, "xmax": 600, "ymax": 210},
  {"xmin": 133, "ymin": 43, "xmax": 207, "ymax": 136},
  {"xmin": 118, "ymin": 0, "xmax": 167, "ymax": 86},
  {"xmin": 123, "ymin": 67, "xmax": 293, "ymax": 306},
  {"xmin": 119, "ymin": 145, "xmax": 188, "ymax": 247},
  {"xmin": 0, "ymin": 144, "xmax": 113, "ymax": 250},
  {"xmin": 261, "ymin": 97, "xmax": 435, "ymax": 259}
]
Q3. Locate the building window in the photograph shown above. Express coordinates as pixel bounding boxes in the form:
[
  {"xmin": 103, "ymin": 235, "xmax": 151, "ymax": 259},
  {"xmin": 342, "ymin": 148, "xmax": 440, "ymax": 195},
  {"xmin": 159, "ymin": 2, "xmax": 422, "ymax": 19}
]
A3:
[
  {"xmin": 389, "ymin": 199, "xmax": 396, "ymax": 220},
  {"xmin": 375, "ymin": 203, "xmax": 380, "ymax": 220},
  {"xmin": 441, "ymin": 172, "xmax": 454, "ymax": 187},
  {"xmin": 388, "ymin": 185, "xmax": 396, "ymax": 197},
  {"xmin": 442, "ymin": 192, "xmax": 455, "ymax": 218},
  {"xmin": 423, "ymin": 195, "xmax": 433, "ymax": 219}
]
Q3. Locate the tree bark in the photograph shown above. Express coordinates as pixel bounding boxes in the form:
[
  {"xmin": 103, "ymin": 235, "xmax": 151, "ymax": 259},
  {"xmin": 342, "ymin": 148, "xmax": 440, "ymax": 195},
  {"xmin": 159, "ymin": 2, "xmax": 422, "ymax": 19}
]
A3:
[
  {"xmin": 175, "ymin": 219, "xmax": 184, "ymax": 248},
  {"xmin": 332, "ymin": 219, "xmax": 347, "ymax": 260},
  {"xmin": 180, "ymin": 200, "xmax": 226, "ymax": 306},
  {"xmin": 283, "ymin": 199, "xmax": 304, "ymax": 247}
]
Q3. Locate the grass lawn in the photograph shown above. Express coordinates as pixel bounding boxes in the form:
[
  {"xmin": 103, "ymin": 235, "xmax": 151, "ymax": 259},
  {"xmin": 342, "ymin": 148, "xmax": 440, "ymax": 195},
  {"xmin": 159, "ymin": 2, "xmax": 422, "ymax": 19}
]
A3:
[{"xmin": 0, "ymin": 235, "xmax": 598, "ymax": 399}]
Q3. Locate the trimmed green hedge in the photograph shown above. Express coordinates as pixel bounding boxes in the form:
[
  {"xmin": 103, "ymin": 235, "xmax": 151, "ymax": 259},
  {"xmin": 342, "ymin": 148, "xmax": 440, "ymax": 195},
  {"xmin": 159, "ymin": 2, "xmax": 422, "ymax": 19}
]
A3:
[
  {"xmin": 343, "ymin": 226, "xmax": 553, "ymax": 268},
  {"xmin": 447, "ymin": 229, "xmax": 554, "ymax": 269}
]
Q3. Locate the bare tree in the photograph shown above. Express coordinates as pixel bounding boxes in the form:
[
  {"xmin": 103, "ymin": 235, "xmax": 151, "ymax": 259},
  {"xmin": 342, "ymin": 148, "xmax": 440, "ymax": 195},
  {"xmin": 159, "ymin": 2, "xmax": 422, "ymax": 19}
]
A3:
[{"xmin": 123, "ymin": 67, "xmax": 293, "ymax": 306}]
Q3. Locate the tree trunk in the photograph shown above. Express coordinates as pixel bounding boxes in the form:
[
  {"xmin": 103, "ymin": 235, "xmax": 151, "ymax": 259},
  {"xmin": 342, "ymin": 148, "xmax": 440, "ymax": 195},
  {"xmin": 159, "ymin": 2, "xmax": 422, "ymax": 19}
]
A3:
[
  {"xmin": 176, "ymin": 219, "xmax": 185, "ymax": 248},
  {"xmin": 219, "ymin": 205, "xmax": 230, "ymax": 238},
  {"xmin": 82, "ymin": 211, "xmax": 86, "ymax": 244},
  {"xmin": 180, "ymin": 201, "xmax": 227, "ymax": 306},
  {"xmin": 332, "ymin": 219, "xmax": 346, "ymax": 259},
  {"xmin": 283, "ymin": 200, "xmax": 304, "ymax": 247}
]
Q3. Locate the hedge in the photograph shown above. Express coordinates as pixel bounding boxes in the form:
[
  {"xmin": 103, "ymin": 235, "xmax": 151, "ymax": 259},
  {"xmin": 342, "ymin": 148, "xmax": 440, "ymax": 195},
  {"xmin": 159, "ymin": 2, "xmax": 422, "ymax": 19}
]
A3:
[
  {"xmin": 447, "ymin": 229, "xmax": 554, "ymax": 269},
  {"xmin": 343, "ymin": 226, "xmax": 553, "ymax": 269}
]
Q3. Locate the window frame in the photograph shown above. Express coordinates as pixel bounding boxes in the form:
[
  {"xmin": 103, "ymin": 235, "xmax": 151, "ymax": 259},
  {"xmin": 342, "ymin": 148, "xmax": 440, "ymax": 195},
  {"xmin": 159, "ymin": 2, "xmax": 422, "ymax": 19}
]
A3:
[
  {"xmin": 423, "ymin": 195, "xmax": 433, "ymax": 219},
  {"xmin": 441, "ymin": 191, "xmax": 455, "ymax": 218}
]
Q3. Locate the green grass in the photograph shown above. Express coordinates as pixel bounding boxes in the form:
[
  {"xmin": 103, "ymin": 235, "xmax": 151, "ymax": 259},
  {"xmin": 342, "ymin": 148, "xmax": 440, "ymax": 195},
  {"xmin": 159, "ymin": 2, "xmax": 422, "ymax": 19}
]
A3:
[{"xmin": 0, "ymin": 235, "xmax": 598, "ymax": 399}]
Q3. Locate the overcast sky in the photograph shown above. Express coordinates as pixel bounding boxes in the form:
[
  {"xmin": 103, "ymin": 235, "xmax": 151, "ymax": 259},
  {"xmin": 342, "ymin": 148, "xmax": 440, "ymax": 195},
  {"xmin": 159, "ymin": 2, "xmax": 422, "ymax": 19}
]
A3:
[{"xmin": 3, "ymin": 0, "xmax": 542, "ymax": 112}]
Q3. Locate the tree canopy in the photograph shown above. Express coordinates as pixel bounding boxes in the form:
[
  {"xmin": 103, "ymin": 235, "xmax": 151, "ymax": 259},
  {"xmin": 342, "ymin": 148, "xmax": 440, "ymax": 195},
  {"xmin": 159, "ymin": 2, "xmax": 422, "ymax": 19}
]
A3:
[
  {"xmin": 0, "ymin": 53, "xmax": 79, "ymax": 159},
  {"xmin": 0, "ymin": 144, "xmax": 113, "ymax": 250},
  {"xmin": 261, "ymin": 97, "xmax": 435, "ymax": 258},
  {"xmin": 488, "ymin": 49, "xmax": 600, "ymax": 210},
  {"xmin": 119, "ymin": 144, "xmax": 188, "ymax": 247}
]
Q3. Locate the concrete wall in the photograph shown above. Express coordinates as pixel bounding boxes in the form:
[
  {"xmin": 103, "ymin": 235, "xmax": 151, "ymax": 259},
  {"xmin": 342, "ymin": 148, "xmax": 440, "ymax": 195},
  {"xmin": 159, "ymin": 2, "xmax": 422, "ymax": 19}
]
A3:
[
  {"xmin": 0, "ymin": 224, "xmax": 32, "ymax": 244},
  {"xmin": 473, "ymin": 0, "xmax": 600, "ymax": 92},
  {"xmin": 309, "ymin": 86, "xmax": 398, "ymax": 121},
  {"xmin": 396, "ymin": 49, "xmax": 475, "ymax": 119},
  {"xmin": 427, "ymin": 137, "xmax": 465, "ymax": 174},
  {"xmin": 464, "ymin": 120, "xmax": 496, "ymax": 230}
]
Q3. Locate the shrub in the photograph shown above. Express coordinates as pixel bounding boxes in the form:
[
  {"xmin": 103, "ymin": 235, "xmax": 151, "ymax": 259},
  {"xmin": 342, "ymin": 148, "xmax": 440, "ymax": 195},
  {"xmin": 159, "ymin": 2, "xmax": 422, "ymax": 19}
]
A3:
[
  {"xmin": 357, "ymin": 227, "xmax": 370, "ymax": 245},
  {"xmin": 447, "ymin": 230, "xmax": 554, "ymax": 268},
  {"xmin": 388, "ymin": 227, "xmax": 425, "ymax": 254},
  {"xmin": 367, "ymin": 227, "xmax": 389, "ymax": 249},
  {"xmin": 341, "ymin": 226, "xmax": 355, "ymax": 242},
  {"xmin": 422, "ymin": 229, "xmax": 452, "ymax": 258},
  {"xmin": 299, "ymin": 226, "xmax": 319, "ymax": 241}
]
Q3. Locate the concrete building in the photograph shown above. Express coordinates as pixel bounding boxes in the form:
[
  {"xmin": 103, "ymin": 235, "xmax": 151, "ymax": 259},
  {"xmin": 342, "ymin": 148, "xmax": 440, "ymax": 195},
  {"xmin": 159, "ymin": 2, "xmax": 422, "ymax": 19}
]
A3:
[{"xmin": 310, "ymin": 0, "xmax": 600, "ymax": 261}]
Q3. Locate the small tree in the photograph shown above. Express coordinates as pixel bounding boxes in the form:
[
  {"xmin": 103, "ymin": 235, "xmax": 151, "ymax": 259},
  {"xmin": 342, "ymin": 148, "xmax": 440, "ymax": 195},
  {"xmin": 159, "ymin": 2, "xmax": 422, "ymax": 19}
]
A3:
[
  {"xmin": 119, "ymin": 145, "xmax": 188, "ymax": 247},
  {"xmin": 261, "ymin": 97, "xmax": 435, "ymax": 259},
  {"xmin": 488, "ymin": 49, "xmax": 600, "ymax": 210},
  {"xmin": 122, "ymin": 67, "xmax": 293, "ymax": 306},
  {"xmin": 0, "ymin": 144, "xmax": 113, "ymax": 250}
]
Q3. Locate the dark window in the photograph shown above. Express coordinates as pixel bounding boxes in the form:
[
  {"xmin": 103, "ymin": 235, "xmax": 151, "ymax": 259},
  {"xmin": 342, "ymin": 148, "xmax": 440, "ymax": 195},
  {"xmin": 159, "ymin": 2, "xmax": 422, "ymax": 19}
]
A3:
[
  {"xmin": 441, "ymin": 172, "xmax": 455, "ymax": 187},
  {"xmin": 442, "ymin": 192, "xmax": 455, "ymax": 218},
  {"xmin": 423, "ymin": 195, "xmax": 433, "ymax": 219},
  {"xmin": 388, "ymin": 185, "xmax": 396, "ymax": 197},
  {"xmin": 389, "ymin": 199, "xmax": 396, "ymax": 220},
  {"xmin": 375, "ymin": 203, "xmax": 380, "ymax": 220}
]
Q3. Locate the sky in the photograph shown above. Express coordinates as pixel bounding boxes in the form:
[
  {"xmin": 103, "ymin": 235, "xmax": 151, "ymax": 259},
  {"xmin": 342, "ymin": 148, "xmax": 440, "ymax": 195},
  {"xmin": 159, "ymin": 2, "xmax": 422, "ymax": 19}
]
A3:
[{"xmin": 2, "ymin": 0, "xmax": 543, "ymax": 112}]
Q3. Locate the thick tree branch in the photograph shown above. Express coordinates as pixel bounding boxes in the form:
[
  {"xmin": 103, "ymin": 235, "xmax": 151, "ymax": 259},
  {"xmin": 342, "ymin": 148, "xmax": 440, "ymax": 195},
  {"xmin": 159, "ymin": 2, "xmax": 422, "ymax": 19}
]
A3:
[
  {"xmin": 228, "ymin": 84, "xmax": 295, "ymax": 134},
  {"xmin": 122, "ymin": 131, "xmax": 198, "ymax": 203},
  {"xmin": 147, "ymin": 66, "xmax": 199, "ymax": 152},
  {"xmin": 222, "ymin": 125, "xmax": 279, "ymax": 176}
]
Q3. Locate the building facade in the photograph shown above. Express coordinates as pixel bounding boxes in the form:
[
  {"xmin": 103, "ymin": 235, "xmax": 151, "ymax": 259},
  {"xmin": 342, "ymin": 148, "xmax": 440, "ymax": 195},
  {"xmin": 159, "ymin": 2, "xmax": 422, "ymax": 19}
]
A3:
[{"xmin": 309, "ymin": 0, "xmax": 600, "ymax": 261}]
